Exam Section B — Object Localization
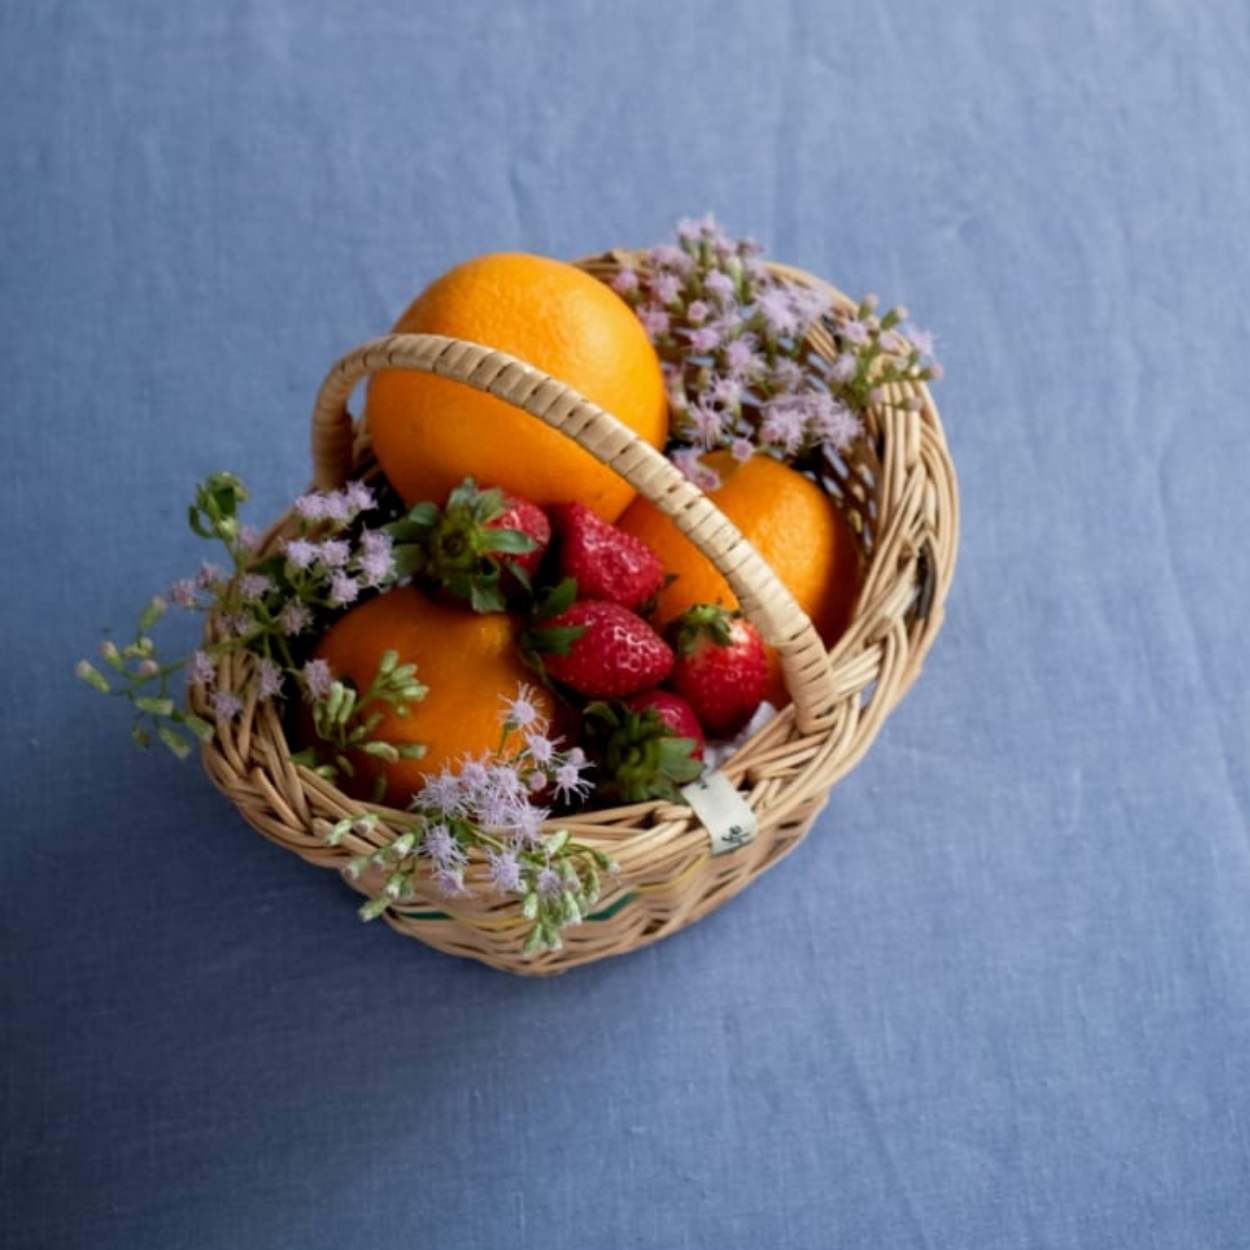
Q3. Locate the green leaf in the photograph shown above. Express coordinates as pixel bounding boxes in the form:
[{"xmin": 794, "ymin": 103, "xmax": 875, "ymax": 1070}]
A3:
[
  {"xmin": 468, "ymin": 581, "xmax": 507, "ymax": 614},
  {"xmin": 524, "ymin": 623, "xmax": 586, "ymax": 656},
  {"xmin": 180, "ymin": 712, "xmax": 215, "ymax": 744},
  {"xmin": 131, "ymin": 722, "xmax": 151, "ymax": 750},
  {"xmin": 370, "ymin": 775, "xmax": 387, "ymax": 803},
  {"xmin": 390, "ymin": 544, "xmax": 426, "ymax": 580},
  {"xmin": 156, "ymin": 725, "xmax": 192, "ymax": 760},
  {"xmin": 522, "ymin": 924, "xmax": 545, "ymax": 955},
  {"xmin": 378, "ymin": 649, "xmax": 399, "ymax": 675},
  {"xmin": 405, "ymin": 501, "xmax": 440, "ymax": 528},
  {"xmin": 479, "ymin": 528, "xmax": 537, "ymax": 555},
  {"xmin": 522, "ymin": 891, "xmax": 539, "ymax": 920},
  {"xmin": 535, "ymin": 577, "xmax": 578, "ymax": 619},
  {"xmin": 361, "ymin": 741, "xmax": 400, "ymax": 762},
  {"xmin": 395, "ymin": 742, "xmax": 428, "ymax": 759},
  {"xmin": 135, "ymin": 696, "xmax": 176, "ymax": 717}
]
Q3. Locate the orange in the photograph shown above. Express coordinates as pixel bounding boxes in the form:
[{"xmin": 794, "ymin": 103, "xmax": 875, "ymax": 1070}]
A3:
[
  {"xmin": 308, "ymin": 589, "xmax": 553, "ymax": 805},
  {"xmin": 366, "ymin": 252, "xmax": 667, "ymax": 522},
  {"xmin": 617, "ymin": 451, "xmax": 860, "ymax": 707}
]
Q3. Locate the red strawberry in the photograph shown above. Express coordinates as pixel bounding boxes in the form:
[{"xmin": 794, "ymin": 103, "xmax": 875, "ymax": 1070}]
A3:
[
  {"xmin": 625, "ymin": 689, "xmax": 705, "ymax": 759},
  {"xmin": 582, "ymin": 697, "xmax": 704, "ymax": 803},
  {"xmin": 383, "ymin": 477, "xmax": 549, "ymax": 612},
  {"xmin": 488, "ymin": 494, "xmax": 550, "ymax": 583},
  {"xmin": 668, "ymin": 604, "xmax": 767, "ymax": 737},
  {"xmin": 550, "ymin": 502, "xmax": 664, "ymax": 608},
  {"xmin": 526, "ymin": 599, "xmax": 674, "ymax": 697}
]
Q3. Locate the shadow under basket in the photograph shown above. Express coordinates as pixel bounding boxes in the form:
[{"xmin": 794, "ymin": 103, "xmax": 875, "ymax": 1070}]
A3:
[{"xmin": 190, "ymin": 253, "xmax": 959, "ymax": 976}]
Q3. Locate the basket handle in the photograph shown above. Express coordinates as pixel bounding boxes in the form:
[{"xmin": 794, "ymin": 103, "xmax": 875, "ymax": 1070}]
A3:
[{"xmin": 311, "ymin": 333, "xmax": 838, "ymax": 733}]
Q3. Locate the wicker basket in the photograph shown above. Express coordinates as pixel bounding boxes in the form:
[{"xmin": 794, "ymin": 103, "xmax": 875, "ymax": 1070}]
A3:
[{"xmin": 191, "ymin": 252, "xmax": 959, "ymax": 975}]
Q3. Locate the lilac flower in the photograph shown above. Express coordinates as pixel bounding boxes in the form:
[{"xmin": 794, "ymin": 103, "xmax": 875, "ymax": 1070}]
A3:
[
  {"xmin": 676, "ymin": 215, "xmax": 704, "ymax": 242},
  {"xmin": 524, "ymin": 733, "xmax": 556, "ymax": 765},
  {"xmin": 322, "ymin": 491, "xmax": 352, "ymax": 523},
  {"xmin": 169, "ymin": 578, "xmax": 198, "ymax": 609},
  {"xmin": 240, "ymin": 573, "xmax": 273, "ymax": 603},
  {"xmin": 359, "ymin": 547, "xmax": 394, "ymax": 587},
  {"xmin": 686, "ymin": 299, "xmax": 709, "ymax": 326},
  {"xmin": 654, "ymin": 272, "xmax": 683, "ymax": 306},
  {"xmin": 197, "ymin": 561, "xmax": 226, "ymax": 590},
  {"xmin": 868, "ymin": 386, "xmax": 886, "ymax": 406},
  {"xmin": 255, "ymin": 657, "xmax": 284, "ymax": 700},
  {"xmin": 723, "ymin": 336, "xmax": 762, "ymax": 378},
  {"xmin": 638, "ymin": 306, "xmax": 671, "ymax": 339},
  {"xmin": 707, "ymin": 376, "xmax": 742, "ymax": 409},
  {"xmin": 878, "ymin": 329, "xmax": 907, "ymax": 355},
  {"xmin": 344, "ymin": 481, "xmax": 376, "ymax": 513},
  {"xmin": 528, "ymin": 770, "xmax": 549, "ymax": 793},
  {"xmin": 278, "ymin": 600, "xmax": 312, "ymax": 636},
  {"xmin": 904, "ymin": 323, "xmax": 937, "ymax": 360},
  {"xmin": 610, "ymin": 268, "xmax": 639, "ymax": 296},
  {"xmin": 501, "ymin": 683, "xmax": 544, "ymax": 731},
  {"xmin": 536, "ymin": 866, "xmax": 563, "ymax": 898},
  {"xmin": 756, "ymin": 287, "xmax": 801, "ymax": 338},
  {"xmin": 553, "ymin": 749, "xmax": 592, "ymax": 802},
  {"xmin": 671, "ymin": 448, "xmax": 722, "ymax": 492},
  {"xmin": 730, "ymin": 437, "xmax": 756, "ymax": 463},
  {"xmin": 294, "ymin": 493, "xmax": 327, "ymax": 521},
  {"xmin": 423, "ymin": 822, "xmax": 466, "ymax": 869},
  {"xmin": 224, "ymin": 613, "xmax": 255, "ymax": 639},
  {"xmin": 188, "ymin": 649, "xmax": 216, "ymax": 687},
  {"xmin": 510, "ymin": 803, "xmax": 548, "ymax": 847},
  {"xmin": 689, "ymin": 325, "xmax": 721, "ymax": 354},
  {"xmin": 487, "ymin": 849, "xmax": 523, "ymax": 894},
  {"xmin": 433, "ymin": 868, "xmax": 468, "ymax": 897},
  {"xmin": 135, "ymin": 658, "xmax": 160, "ymax": 678},
  {"xmin": 760, "ymin": 400, "xmax": 808, "ymax": 455},
  {"xmin": 419, "ymin": 769, "xmax": 466, "ymax": 817},
  {"xmin": 690, "ymin": 403, "xmax": 725, "ymax": 449},
  {"xmin": 817, "ymin": 401, "xmax": 863, "ymax": 453},
  {"xmin": 840, "ymin": 318, "xmax": 871, "ymax": 347},
  {"xmin": 703, "ymin": 270, "xmax": 735, "ymax": 303},
  {"xmin": 317, "ymin": 539, "xmax": 350, "ymax": 569},
  {"xmin": 649, "ymin": 243, "xmax": 693, "ymax": 273},
  {"xmin": 302, "ymin": 658, "xmax": 334, "ymax": 700},
  {"xmin": 283, "ymin": 537, "xmax": 318, "ymax": 570},
  {"xmin": 458, "ymin": 755, "xmax": 491, "ymax": 797},
  {"xmin": 768, "ymin": 358, "xmax": 803, "ymax": 392},
  {"xmin": 829, "ymin": 352, "xmax": 858, "ymax": 383},
  {"xmin": 487, "ymin": 763, "xmax": 527, "ymax": 803},
  {"xmin": 237, "ymin": 524, "xmax": 262, "ymax": 553},
  {"xmin": 211, "ymin": 689, "xmax": 243, "ymax": 720},
  {"xmin": 329, "ymin": 571, "xmax": 359, "ymax": 607}
]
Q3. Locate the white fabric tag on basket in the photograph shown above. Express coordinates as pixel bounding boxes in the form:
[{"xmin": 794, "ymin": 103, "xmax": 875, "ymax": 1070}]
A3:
[{"xmin": 681, "ymin": 770, "xmax": 758, "ymax": 855}]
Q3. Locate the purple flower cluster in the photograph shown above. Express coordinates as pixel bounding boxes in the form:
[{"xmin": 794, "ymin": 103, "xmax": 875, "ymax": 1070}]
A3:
[{"xmin": 613, "ymin": 215, "xmax": 940, "ymax": 481}]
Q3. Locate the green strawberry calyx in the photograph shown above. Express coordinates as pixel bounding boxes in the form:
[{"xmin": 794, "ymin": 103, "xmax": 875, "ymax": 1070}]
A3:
[
  {"xmin": 382, "ymin": 477, "xmax": 537, "ymax": 613},
  {"xmin": 582, "ymin": 700, "xmax": 702, "ymax": 804},
  {"xmin": 672, "ymin": 602, "xmax": 739, "ymax": 656}
]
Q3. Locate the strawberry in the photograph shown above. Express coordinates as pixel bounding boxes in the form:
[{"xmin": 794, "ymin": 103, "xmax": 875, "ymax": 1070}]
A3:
[
  {"xmin": 524, "ymin": 595, "xmax": 674, "ymax": 697},
  {"xmin": 668, "ymin": 603, "xmax": 767, "ymax": 737},
  {"xmin": 582, "ymin": 697, "xmax": 704, "ymax": 803},
  {"xmin": 383, "ymin": 477, "xmax": 550, "ymax": 612},
  {"xmin": 625, "ymin": 690, "xmax": 705, "ymax": 759},
  {"xmin": 549, "ymin": 502, "xmax": 665, "ymax": 608}
]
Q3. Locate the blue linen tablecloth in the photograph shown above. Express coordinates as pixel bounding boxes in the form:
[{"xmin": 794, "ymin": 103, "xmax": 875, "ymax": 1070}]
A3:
[{"xmin": 3, "ymin": 2, "xmax": 1249, "ymax": 1246}]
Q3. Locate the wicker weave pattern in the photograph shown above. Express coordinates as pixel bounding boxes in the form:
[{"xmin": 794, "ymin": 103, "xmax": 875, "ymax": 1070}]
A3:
[{"xmin": 192, "ymin": 258, "xmax": 959, "ymax": 975}]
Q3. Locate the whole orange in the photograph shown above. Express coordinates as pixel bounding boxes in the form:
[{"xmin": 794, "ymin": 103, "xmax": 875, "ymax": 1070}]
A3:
[
  {"xmin": 616, "ymin": 451, "xmax": 861, "ymax": 707},
  {"xmin": 308, "ymin": 589, "xmax": 553, "ymax": 805},
  {"xmin": 366, "ymin": 253, "xmax": 667, "ymax": 521}
]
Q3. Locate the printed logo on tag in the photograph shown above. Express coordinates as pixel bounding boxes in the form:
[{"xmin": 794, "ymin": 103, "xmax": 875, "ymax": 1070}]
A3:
[{"xmin": 681, "ymin": 770, "xmax": 758, "ymax": 855}]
